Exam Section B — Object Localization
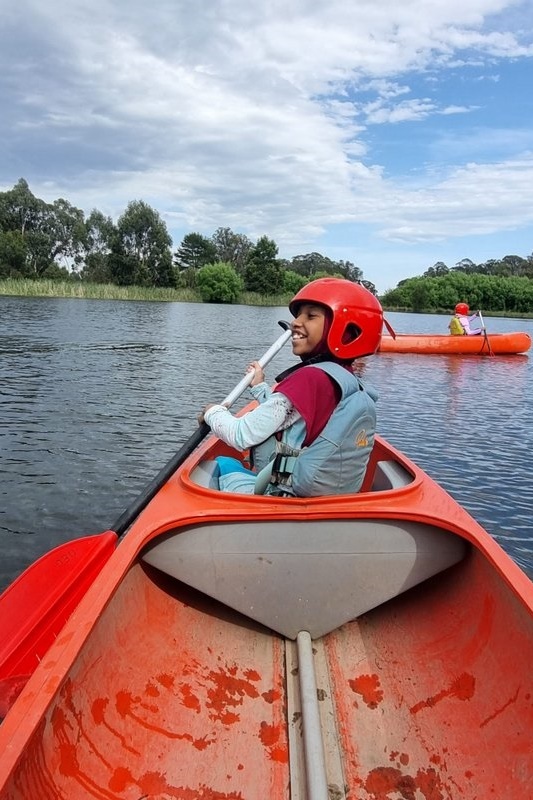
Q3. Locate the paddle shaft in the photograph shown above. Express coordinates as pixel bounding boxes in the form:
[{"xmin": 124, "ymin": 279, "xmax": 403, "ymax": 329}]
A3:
[
  {"xmin": 477, "ymin": 311, "xmax": 494, "ymax": 356},
  {"xmin": 112, "ymin": 321, "xmax": 292, "ymax": 535}
]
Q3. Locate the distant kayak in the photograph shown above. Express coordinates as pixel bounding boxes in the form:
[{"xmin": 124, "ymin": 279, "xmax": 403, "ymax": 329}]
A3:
[{"xmin": 379, "ymin": 331, "xmax": 531, "ymax": 355}]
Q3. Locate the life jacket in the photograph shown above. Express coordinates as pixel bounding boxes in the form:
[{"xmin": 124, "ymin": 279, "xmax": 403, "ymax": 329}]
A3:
[
  {"xmin": 252, "ymin": 362, "xmax": 378, "ymax": 497},
  {"xmin": 449, "ymin": 315, "xmax": 465, "ymax": 335}
]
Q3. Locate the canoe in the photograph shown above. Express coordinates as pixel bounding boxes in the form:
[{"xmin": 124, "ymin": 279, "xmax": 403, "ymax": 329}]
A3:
[
  {"xmin": 379, "ymin": 331, "xmax": 531, "ymax": 355},
  {"xmin": 0, "ymin": 421, "xmax": 532, "ymax": 799}
]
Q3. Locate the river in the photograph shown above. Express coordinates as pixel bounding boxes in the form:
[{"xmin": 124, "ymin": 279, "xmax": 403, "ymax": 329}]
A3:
[{"xmin": 1, "ymin": 296, "xmax": 532, "ymax": 593}]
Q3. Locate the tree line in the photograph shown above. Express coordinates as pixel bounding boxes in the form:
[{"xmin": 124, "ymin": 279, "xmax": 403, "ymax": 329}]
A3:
[
  {"xmin": 382, "ymin": 258, "xmax": 533, "ymax": 313},
  {"xmin": 0, "ymin": 179, "xmax": 376, "ymax": 302}
]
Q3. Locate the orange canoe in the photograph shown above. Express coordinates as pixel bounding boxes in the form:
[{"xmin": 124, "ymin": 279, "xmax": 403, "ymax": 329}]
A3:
[
  {"xmin": 379, "ymin": 331, "xmax": 531, "ymax": 354},
  {"xmin": 0, "ymin": 426, "xmax": 532, "ymax": 798}
]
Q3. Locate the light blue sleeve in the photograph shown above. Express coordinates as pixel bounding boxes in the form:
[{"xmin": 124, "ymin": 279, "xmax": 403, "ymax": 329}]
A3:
[
  {"xmin": 250, "ymin": 382, "xmax": 272, "ymax": 404},
  {"xmin": 204, "ymin": 393, "xmax": 299, "ymax": 451}
]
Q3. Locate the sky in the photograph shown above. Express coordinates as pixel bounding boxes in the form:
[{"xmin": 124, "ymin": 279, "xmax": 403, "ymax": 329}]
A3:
[{"xmin": 2, "ymin": 0, "xmax": 533, "ymax": 293}]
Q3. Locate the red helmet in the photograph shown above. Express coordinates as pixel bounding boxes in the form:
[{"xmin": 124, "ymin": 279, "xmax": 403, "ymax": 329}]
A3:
[
  {"xmin": 455, "ymin": 302, "xmax": 469, "ymax": 315},
  {"xmin": 289, "ymin": 277, "xmax": 383, "ymax": 360}
]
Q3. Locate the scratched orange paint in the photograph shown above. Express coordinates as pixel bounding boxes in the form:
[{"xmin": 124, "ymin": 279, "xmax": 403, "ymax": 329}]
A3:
[
  {"xmin": 364, "ymin": 765, "xmax": 446, "ymax": 800},
  {"xmin": 259, "ymin": 721, "xmax": 289, "ymax": 763},
  {"xmin": 348, "ymin": 673, "xmax": 384, "ymax": 708},
  {"xmin": 410, "ymin": 672, "xmax": 475, "ymax": 714}
]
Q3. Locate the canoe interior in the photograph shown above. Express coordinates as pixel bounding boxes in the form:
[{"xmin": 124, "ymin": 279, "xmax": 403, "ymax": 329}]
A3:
[{"xmin": 3, "ymin": 546, "xmax": 532, "ymax": 799}]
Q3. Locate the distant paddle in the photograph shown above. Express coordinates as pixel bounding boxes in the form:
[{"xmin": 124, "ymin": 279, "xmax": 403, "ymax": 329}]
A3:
[
  {"xmin": 0, "ymin": 321, "xmax": 293, "ymax": 714},
  {"xmin": 477, "ymin": 311, "xmax": 494, "ymax": 356},
  {"xmin": 383, "ymin": 318, "xmax": 397, "ymax": 339}
]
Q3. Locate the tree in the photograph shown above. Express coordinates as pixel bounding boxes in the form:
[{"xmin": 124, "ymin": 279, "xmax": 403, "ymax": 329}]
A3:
[
  {"xmin": 174, "ymin": 232, "xmax": 217, "ymax": 271},
  {"xmin": 282, "ymin": 270, "xmax": 307, "ymax": 294},
  {"xmin": 423, "ymin": 261, "xmax": 449, "ymax": 278},
  {"xmin": 0, "ymin": 230, "xmax": 27, "ymax": 277},
  {"xmin": 361, "ymin": 279, "xmax": 378, "ymax": 296},
  {"xmin": 80, "ymin": 210, "xmax": 115, "ymax": 283},
  {"xmin": 111, "ymin": 200, "xmax": 175, "ymax": 287},
  {"xmin": 211, "ymin": 227, "xmax": 253, "ymax": 271},
  {"xmin": 289, "ymin": 252, "xmax": 335, "ymax": 276},
  {"xmin": 335, "ymin": 260, "xmax": 364, "ymax": 282},
  {"xmin": 44, "ymin": 198, "xmax": 86, "ymax": 269},
  {"xmin": 197, "ymin": 262, "xmax": 243, "ymax": 303},
  {"xmin": 453, "ymin": 258, "xmax": 476, "ymax": 274},
  {"xmin": 0, "ymin": 179, "xmax": 50, "ymax": 276},
  {"xmin": 243, "ymin": 236, "xmax": 284, "ymax": 294},
  {"xmin": 0, "ymin": 178, "xmax": 43, "ymax": 237}
]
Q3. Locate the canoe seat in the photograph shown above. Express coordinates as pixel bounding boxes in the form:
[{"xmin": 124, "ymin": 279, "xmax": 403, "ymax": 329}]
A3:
[
  {"xmin": 190, "ymin": 459, "xmax": 221, "ymax": 489},
  {"xmin": 371, "ymin": 460, "xmax": 413, "ymax": 491},
  {"xmin": 190, "ymin": 458, "xmax": 414, "ymax": 494}
]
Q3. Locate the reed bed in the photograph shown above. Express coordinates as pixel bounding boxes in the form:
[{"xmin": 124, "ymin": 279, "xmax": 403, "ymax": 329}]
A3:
[
  {"xmin": 0, "ymin": 279, "xmax": 297, "ymax": 307},
  {"xmin": 0, "ymin": 279, "xmax": 199, "ymax": 303}
]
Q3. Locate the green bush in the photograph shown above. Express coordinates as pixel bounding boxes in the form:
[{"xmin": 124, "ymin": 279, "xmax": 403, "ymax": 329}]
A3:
[
  {"xmin": 197, "ymin": 262, "xmax": 243, "ymax": 303},
  {"xmin": 282, "ymin": 270, "xmax": 307, "ymax": 294}
]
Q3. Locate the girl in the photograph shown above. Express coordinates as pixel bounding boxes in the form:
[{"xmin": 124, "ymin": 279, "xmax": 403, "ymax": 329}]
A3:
[{"xmin": 199, "ymin": 277, "xmax": 383, "ymax": 496}]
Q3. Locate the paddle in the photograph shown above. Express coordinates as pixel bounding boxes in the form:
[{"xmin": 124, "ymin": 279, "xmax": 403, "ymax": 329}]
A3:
[
  {"xmin": 477, "ymin": 310, "xmax": 494, "ymax": 356},
  {"xmin": 383, "ymin": 318, "xmax": 397, "ymax": 339},
  {"xmin": 0, "ymin": 321, "xmax": 293, "ymax": 714}
]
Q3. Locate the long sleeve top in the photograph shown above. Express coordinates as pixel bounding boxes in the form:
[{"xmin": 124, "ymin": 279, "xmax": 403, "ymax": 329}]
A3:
[
  {"xmin": 203, "ymin": 382, "xmax": 300, "ymax": 451},
  {"xmin": 459, "ymin": 313, "xmax": 482, "ymax": 335}
]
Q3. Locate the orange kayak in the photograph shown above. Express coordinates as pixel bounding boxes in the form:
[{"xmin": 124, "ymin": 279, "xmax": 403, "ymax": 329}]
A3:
[
  {"xmin": 379, "ymin": 331, "xmax": 531, "ymax": 354},
  {"xmin": 0, "ymin": 426, "xmax": 532, "ymax": 799}
]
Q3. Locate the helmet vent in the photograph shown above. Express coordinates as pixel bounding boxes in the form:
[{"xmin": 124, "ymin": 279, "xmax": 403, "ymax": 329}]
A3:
[{"xmin": 342, "ymin": 322, "xmax": 361, "ymax": 344}]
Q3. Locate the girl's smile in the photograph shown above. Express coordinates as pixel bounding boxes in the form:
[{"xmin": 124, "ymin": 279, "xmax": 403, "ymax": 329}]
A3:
[{"xmin": 291, "ymin": 303, "xmax": 327, "ymax": 357}]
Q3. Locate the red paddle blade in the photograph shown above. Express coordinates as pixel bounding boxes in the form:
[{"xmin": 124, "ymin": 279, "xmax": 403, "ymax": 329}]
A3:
[{"xmin": 0, "ymin": 531, "xmax": 118, "ymax": 717}]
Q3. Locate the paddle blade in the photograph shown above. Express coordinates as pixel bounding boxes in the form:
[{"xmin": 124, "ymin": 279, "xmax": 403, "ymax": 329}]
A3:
[{"xmin": 0, "ymin": 531, "xmax": 118, "ymax": 716}]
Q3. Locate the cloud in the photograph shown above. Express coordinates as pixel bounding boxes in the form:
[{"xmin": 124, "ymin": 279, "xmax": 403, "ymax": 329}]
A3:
[{"xmin": 1, "ymin": 0, "xmax": 533, "ymax": 290}]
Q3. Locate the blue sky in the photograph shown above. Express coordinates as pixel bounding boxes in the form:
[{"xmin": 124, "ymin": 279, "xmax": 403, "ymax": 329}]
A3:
[{"xmin": 2, "ymin": 0, "xmax": 533, "ymax": 293}]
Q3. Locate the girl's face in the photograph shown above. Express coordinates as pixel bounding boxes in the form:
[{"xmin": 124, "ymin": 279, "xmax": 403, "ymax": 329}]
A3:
[{"xmin": 291, "ymin": 303, "xmax": 328, "ymax": 357}]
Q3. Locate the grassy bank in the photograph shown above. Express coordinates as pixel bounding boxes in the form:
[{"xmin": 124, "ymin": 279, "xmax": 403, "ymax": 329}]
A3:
[
  {"xmin": 0, "ymin": 278, "xmax": 294, "ymax": 307},
  {"xmin": 1, "ymin": 279, "xmax": 532, "ymax": 317}
]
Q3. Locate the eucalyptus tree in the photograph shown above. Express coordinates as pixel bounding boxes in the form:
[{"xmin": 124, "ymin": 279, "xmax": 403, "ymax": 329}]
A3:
[
  {"xmin": 110, "ymin": 200, "xmax": 175, "ymax": 287},
  {"xmin": 423, "ymin": 261, "xmax": 449, "ymax": 278},
  {"xmin": 289, "ymin": 252, "xmax": 335, "ymax": 276},
  {"xmin": 0, "ymin": 180, "xmax": 87, "ymax": 276},
  {"xmin": 80, "ymin": 210, "xmax": 116, "ymax": 283},
  {"xmin": 211, "ymin": 227, "xmax": 253, "ymax": 272},
  {"xmin": 0, "ymin": 230, "xmax": 27, "ymax": 277},
  {"xmin": 44, "ymin": 198, "xmax": 86, "ymax": 270},
  {"xmin": 0, "ymin": 178, "xmax": 43, "ymax": 237}
]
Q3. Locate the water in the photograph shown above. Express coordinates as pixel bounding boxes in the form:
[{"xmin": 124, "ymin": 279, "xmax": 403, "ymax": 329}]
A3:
[{"xmin": 1, "ymin": 297, "xmax": 532, "ymax": 593}]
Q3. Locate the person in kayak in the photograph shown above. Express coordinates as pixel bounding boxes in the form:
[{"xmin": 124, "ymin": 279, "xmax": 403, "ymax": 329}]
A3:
[
  {"xmin": 198, "ymin": 277, "xmax": 382, "ymax": 496},
  {"xmin": 449, "ymin": 302, "xmax": 483, "ymax": 335}
]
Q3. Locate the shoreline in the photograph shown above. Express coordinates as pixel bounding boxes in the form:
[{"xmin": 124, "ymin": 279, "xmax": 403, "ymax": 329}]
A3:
[{"xmin": 1, "ymin": 278, "xmax": 532, "ymax": 318}]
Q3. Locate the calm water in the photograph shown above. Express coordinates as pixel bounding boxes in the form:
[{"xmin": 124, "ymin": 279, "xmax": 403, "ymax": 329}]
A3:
[{"xmin": 1, "ymin": 296, "xmax": 532, "ymax": 593}]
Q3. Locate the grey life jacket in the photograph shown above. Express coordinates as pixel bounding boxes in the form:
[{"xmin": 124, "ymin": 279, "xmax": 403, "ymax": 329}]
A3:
[{"xmin": 253, "ymin": 362, "xmax": 378, "ymax": 497}]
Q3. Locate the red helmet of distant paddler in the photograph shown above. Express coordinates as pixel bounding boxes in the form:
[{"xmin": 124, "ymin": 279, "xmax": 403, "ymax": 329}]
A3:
[
  {"xmin": 455, "ymin": 302, "xmax": 469, "ymax": 315},
  {"xmin": 289, "ymin": 277, "xmax": 383, "ymax": 360}
]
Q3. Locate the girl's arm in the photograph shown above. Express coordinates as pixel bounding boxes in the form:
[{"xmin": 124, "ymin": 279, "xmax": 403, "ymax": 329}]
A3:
[{"xmin": 204, "ymin": 393, "xmax": 300, "ymax": 451}]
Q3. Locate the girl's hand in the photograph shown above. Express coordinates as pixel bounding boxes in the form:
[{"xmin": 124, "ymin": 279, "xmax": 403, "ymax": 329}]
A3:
[
  {"xmin": 247, "ymin": 360, "xmax": 265, "ymax": 387},
  {"xmin": 198, "ymin": 402, "xmax": 229, "ymax": 425}
]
